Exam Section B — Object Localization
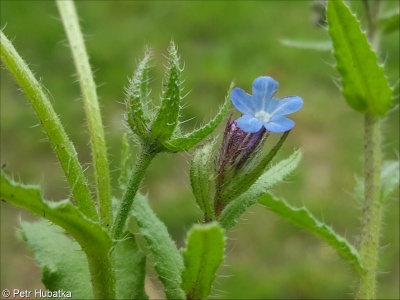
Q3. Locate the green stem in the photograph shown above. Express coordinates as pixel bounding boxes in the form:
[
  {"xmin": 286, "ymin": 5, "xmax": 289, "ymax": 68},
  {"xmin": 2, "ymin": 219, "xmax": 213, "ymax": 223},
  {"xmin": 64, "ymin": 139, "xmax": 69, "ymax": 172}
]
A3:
[
  {"xmin": 355, "ymin": 2, "xmax": 384, "ymax": 298},
  {"xmin": 112, "ymin": 144, "xmax": 157, "ymax": 240},
  {"xmin": 86, "ymin": 248, "xmax": 116, "ymax": 300},
  {"xmin": 56, "ymin": 0, "xmax": 112, "ymax": 228},
  {"xmin": 355, "ymin": 114, "xmax": 382, "ymax": 299},
  {"xmin": 0, "ymin": 30, "xmax": 97, "ymax": 220}
]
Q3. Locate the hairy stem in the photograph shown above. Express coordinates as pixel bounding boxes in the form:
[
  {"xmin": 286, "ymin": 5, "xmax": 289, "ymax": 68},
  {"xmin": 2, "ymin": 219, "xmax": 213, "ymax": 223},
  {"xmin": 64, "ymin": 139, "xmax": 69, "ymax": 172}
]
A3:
[
  {"xmin": 112, "ymin": 144, "xmax": 156, "ymax": 240},
  {"xmin": 355, "ymin": 2, "xmax": 384, "ymax": 298},
  {"xmin": 0, "ymin": 30, "xmax": 97, "ymax": 220},
  {"xmin": 86, "ymin": 248, "xmax": 116, "ymax": 300},
  {"xmin": 56, "ymin": 0, "xmax": 112, "ymax": 228},
  {"xmin": 355, "ymin": 114, "xmax": 382, "ymax": 299}
]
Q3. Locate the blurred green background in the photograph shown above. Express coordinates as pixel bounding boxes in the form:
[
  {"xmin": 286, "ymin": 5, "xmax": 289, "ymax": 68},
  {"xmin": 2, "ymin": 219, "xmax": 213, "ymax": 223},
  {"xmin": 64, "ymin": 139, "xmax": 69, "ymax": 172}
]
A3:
[{"xmin": 1, "ymin": 1, "xmax": 398, "ymax": 299}]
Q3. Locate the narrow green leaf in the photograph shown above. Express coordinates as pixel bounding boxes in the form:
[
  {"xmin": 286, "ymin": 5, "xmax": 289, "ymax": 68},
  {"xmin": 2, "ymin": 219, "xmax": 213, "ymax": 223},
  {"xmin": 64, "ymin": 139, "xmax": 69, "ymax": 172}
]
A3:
[
  {"xmin": 280, "ymin": 39, "xmax": 332, "ymax": 51},
  {"xmin": 151, "ymin": 41, "xmax": 181, "ymax": 141},
  {"xmin": 1, "ymin": 171, "xmax": 116, "ymax": 299},
  {"xmin": 219, "ymin": 149, "xmax": 302, "ymax": 231},
  {"xmin": 115, "ymin": 232, "xmax": 148, "ymax": 300},
  {"xmin": 164, "ymin": 82, "xmax": 233, "ymax": 152},
  {"xmin": 57, "ymin": 0, "xmax": 112, "ymax": 227},
  {"xmin": 20, "ymin": 221, "xmax": 92, "ymax": 299},
  {"xmin": 131, "ymin": 193, "xmax": 185, "ymax": 299},
  {"xmin": 181, "ymin": 222, "xmax": 225, "ymax": 300},
  {"xmin": 190, "ymin": 140, "xmax": 216, "ymax": 221},
  {"xmin": 327, "ymin": 0, "xmax": 393, "ymax": 116},
  {"xmin": 258, "ymin": 193, "xmax": 364, "ymax": 275},
  {"xmin": 0, "ymin": 30, "xmax": 97, "ymax": 220},
  {"xmin": 379, "ymin": 8, "xmax": 400, "ymax": 34},
  {"xmin": 126, "ymin": 48, "xmax": 153, "ymax": 136}
]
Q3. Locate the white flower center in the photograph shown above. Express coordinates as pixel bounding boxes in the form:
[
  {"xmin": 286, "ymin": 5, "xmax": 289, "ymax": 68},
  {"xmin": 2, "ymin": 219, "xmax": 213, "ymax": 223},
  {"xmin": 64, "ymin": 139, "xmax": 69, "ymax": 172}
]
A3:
[{"xmin": 255, "ymin": 111, "xmax": 271, "ymax": 123}]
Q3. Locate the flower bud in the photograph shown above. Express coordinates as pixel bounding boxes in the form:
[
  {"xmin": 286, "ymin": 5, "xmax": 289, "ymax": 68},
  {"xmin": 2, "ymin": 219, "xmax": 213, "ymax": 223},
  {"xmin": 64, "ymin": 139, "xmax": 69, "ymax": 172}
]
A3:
[{"xmin": 214, "ymin": 116, "xmax": 290, "ymax": 216}]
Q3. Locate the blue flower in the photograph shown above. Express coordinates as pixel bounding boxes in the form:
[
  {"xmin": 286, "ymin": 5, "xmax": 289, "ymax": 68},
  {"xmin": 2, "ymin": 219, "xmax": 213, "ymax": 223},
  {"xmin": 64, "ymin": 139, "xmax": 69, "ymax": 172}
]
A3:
[{"xmin": 231, "ymin": 76, "xmax": 303, "ymax": 133}]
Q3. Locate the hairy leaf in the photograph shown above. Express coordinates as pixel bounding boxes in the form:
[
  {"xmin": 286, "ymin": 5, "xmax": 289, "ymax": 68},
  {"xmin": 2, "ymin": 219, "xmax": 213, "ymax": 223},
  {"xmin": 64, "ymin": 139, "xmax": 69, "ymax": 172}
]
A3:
[
  {"xmin": 1, "ymin": 171, "xmax": 115, "ymax": 299},
  {"xmin": 181, "ymin": 222, "xmax": 225, "ymax": 300},
  {"xmin": 258, "ymin": 193, "xmax": 364, "ymax": 275},
  {"xmin": 164, "ymin": 82, "xmax": 233, "ymax": 152},
  {"xmin": 20, "ymin": 221, "xmax": 92, "ymax": 299},
  {"xmin": 131, "ymin": 193, "xmax": 185, "ymax": 299},
  {"xmin": 219, "ymin": 150, "xmax": 302, "ymax": 231},
  {"xmin": 115, "ymin": 232, "xmax": 148, "ymax": 300},
  {"xmin": 327, "ymin": 0, "xmax": 393, "ymax": 116},
  {"xmin": 0, "ymin": 31, "xmax": 97, "ymax": 220},
  {"xmin": 57, "ymin": 0, "xmax": 112, "ymax": 227}
]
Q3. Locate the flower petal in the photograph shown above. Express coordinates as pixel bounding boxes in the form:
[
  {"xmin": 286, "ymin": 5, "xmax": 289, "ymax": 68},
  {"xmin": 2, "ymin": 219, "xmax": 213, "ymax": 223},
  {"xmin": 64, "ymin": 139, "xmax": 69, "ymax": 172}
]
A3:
[
  {"xmin": 231, "ymin": 88, "xmax": 257, "ymax": 115},
  {"xmin": 269, "ymin": 96, "xmax": 303, "ymax": 117},
  {"xmin": 264, "ymin": 115, "xmax": 295, "ymax": 132},
  {"xmin": 236, "ymin": 115, "xmax": 263, "ymax": 133},
  {"xmin": 252, "ymin": 76, "xmax": 279, "ymax": 111}
]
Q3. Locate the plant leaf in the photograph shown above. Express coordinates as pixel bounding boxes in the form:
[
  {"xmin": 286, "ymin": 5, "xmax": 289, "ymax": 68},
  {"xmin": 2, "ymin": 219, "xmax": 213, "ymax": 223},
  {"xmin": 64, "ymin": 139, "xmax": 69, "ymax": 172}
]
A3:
[
  {"xmin": 164, "ymin": 82, "xmax": 233, "ymax": 152},
  {"xmin": 57, "ymin": 0, "xmax": 112, "ymax": 228},
  {"xmin": 130, "ymin": 193, "xmax": 185, "ymax": 299},
  {"xmin": 1, "ymin": 171, "xmax": 115, "ymax": 299},
  {"xmin": 327, "ymin": 0, "xmax": 393, "ymax": 116},
  {"xmin": 190, "ymin": 139, "xmax": 216, "ymax": 221},
  {"xmin": 280, "ymin": 38, "xmax": 332, "ymax": 51},
  {"xmin": 258, "ymin": 193, "xmax": 364, "ymax": 275},
  {"xmin": 218, "ymin": 149, "xmax": 302, "ymax": 231},
  {"xmin": 20, "ymin": 220, "xmax": 92, "ymax": 299},
  {"xmin": 0, "ymin": 30, "xmax": 97, "ymax": 220},
  {"xmin": 115, "ymin": 232, "xmax": 148, "ymax": 300},
  {"xmin": 181, "ymin": 222, "xmax": 225, "ymax": 300},
  {"xmin": 151, "ymin": 41, "xmax": 182, "ymax": 141}
]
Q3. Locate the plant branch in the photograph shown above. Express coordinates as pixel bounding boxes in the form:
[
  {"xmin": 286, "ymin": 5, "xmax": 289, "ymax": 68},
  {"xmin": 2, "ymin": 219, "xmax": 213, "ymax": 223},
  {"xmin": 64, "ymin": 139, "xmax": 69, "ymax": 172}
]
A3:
[
  {"xmin": 0, "ymin": 30, "xmax": 97, "ymax": 220},
  {"xmin": 56, "ymin": 0, "xmax": 112, "ymax": 228}
]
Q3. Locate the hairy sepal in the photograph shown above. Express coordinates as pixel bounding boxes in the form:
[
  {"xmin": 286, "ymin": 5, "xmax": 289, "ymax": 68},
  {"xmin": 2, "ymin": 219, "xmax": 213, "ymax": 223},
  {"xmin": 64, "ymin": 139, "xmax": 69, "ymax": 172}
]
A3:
[
  {"xmin": 164, "ymin": 82, "xmax": 233, "ymax": 153},
  {"xmin": 150, "ymin": 41, "xmax": 182, "ymax": 142},
  {"xmin": 126, "ymin": 48, "xmax": 153, "ymax": 137},
  {"xmin": 220, "ymin": 130, "xmax": 290, "ymax": 205},
  {"xmin": 190, "ymin": 139, "xmax": 217, "ymax": 221},
  {"xmin": 218, "ymin": 149, "xmax": 302, "ymax": 231}
]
